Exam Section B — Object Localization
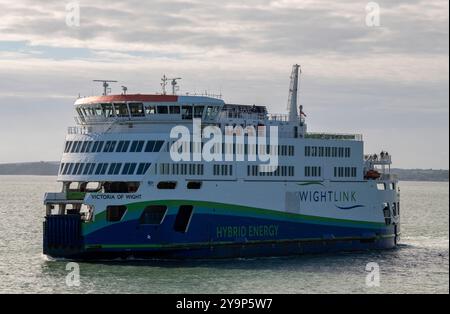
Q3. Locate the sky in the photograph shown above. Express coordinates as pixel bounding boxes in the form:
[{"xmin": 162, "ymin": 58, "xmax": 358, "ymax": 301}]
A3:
[{"xmin": 0, "ymin": 0, "xmax": 448, "ymax": 169}]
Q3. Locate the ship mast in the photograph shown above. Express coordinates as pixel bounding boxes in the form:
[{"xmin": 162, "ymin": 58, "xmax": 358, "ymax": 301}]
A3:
[{"xmin": 287, "ymin": 64, "xmax": 301, "ymax": 123}]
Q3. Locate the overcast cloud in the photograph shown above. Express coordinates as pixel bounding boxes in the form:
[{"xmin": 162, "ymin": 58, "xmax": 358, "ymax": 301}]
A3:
[{"xmin": 0, "ymin": 0, "xmax": 448, "ymax": 168}]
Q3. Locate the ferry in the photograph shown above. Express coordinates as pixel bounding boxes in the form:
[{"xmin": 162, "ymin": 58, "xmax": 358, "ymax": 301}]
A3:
[{"xmin": 43, "ymin": 65, "xmax": 401, "ymax": 259}]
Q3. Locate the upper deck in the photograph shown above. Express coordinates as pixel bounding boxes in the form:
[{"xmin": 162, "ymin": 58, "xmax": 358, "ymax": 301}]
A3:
[{"xmin": 72, "ymin": 94, "xmax": 361, "ymax": 141}]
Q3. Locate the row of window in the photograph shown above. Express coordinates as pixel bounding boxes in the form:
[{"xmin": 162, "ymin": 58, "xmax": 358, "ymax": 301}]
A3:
[
  {"xmin": 158, "ymin": 163, "xmax": 205, "ymax": 176},
  {"xmin": 64, "ymin": 140, "xmax": 164, "ymax": 154},
  {"xmin": 213, "ymin": 165, "xmax": 234, "ymax": 176},
  {"xmin": 305, "ymin": 146, "xmax": 351, "ymax": 158},
  {"xmin": 247, "ymin": 165, "xmax": 295, "ymax": 177},
  {"xmin": 78, "ymin": 103, "xmax": 219, "ymax": 121},
  {"xmin": 334, "ymin": 167, "xmax": 358, "ymax": 178},
  {"xmin": 60, "ymin": 162, "xmax": 152, "ymax": 176},
  {"xmin": 172, "ymin": 142, "xmax": 294, "ymax": 157},
  {"xmin": 60, "ymin": 161, "xmax": 357, "ymax": 179},
  {"xmin": 304, "ymin": 166, "xmax": 322, "ymax": 177}
]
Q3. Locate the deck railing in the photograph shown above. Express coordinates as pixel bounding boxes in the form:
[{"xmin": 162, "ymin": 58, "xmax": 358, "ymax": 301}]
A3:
[{"xmin": 305, "ymin": 133, "xmax": 363, "ymax": 141}]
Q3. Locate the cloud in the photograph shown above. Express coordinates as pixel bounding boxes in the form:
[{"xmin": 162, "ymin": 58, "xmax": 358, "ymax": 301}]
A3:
[{"xmin": 0, "ymin": 0, "xmax": 448, "ymax": 167}]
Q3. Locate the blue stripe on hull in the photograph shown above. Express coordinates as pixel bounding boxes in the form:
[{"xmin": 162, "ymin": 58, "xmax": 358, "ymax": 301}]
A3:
[
  {"xmin": 67, "ymin": 213, "xmax": 397, "ymax": 259},
  {"xmin": 51, "ymin": 236, "xmax": 397, "ymax": 260}
]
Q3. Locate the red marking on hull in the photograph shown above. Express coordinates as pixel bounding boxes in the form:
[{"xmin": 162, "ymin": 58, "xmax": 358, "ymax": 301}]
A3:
[{"xmin": 75, "ymin": 94, "xmax": 178, "ymax": 105}]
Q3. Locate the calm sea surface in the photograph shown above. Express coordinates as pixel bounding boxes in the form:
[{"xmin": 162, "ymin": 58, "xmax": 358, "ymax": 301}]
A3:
[{"xmin": 0, "ymin": 176, "xmax": 448, "ymax": 294}]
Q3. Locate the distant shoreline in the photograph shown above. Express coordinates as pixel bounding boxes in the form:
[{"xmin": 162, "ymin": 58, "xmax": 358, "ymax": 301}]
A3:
[{"xmin": 0, "ymin": 162, "xmax": 448, "ymax": 182}]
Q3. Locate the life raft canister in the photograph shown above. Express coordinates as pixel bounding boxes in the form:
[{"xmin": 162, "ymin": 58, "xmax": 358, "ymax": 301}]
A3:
[{"xmin": 365, "ymin": 170, "xmax": 381, "ymax": 180}]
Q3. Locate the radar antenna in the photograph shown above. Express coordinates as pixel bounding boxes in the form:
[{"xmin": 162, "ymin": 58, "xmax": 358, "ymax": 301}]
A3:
[
  {"xmin": 93, "ymin": 80, "xmax": 118, "ymax": 96},
  {"xmin": 161, "ymin": 75, "xmax": 182, "ymax": 95},
  {"xmin": 121, "ymin": 86, "xmax": 128, "ymax": 95}
]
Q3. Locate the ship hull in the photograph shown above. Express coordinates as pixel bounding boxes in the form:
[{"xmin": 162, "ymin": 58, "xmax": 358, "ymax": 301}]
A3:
[{"xmin": 43, "ymin": 202, "xmax": 400, "ymax": 260}]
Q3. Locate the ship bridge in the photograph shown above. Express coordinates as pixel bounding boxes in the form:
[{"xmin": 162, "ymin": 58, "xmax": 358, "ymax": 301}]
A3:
[{"xmin": 74, "ymin": 94, "xmax": 225, "ymax": 126}]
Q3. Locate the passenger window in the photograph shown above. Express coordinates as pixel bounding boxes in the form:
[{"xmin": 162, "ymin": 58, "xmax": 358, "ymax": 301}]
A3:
[
  {"xmin": 130, "ymin": 140, "xmax": 145, "ymax": 152},
  {"xmin": 136, "ymin": 163, "xmax": 152, "ymax": 175},
  {"xmin": 377, "ymin": 183, "xmax": 386, "ymax": 190},
  {"xmin": 139, "ymin": 206, "xmax": 167, "ymax": 225},
  {"xmin": 122, "ymin": 163, "xmax": 137, "ymax": 175},
  {"xmin": 157, "ymin": 182, "xmax": 177, "ymax": 190},
  {"xmin": 187, "ymin": 182, "xmax": 202, "ymax": 190},
  {"xmin": 106, "ymin": 206, "xmax": 127, "ymax": 222},
  {"xmin": 154, "ymin": 141, "xmax": 164, "ymax": 152},
  {"xmin": 145, "ymin": 141, "xmax": 156, "ymax": 152}
]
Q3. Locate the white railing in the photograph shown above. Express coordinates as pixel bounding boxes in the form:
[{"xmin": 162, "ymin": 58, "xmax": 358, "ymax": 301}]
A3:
[
  {"xmin": 305, "ymin": 133, "xmax": 363, "ymax": 141},
  {"xmin": 219, "ymin": 111, "xmax": 266, "ymax": 121},
  {"xmin": 267, "ymin": 114, "xmax": 290, "ymax": 122},
  {"xmin": 68, "ymin": 126, "xmax": 93, "ymax": 135},
  {"xmin": 365, "ymin": 154, "xmax": 392, "ymax": 164}
]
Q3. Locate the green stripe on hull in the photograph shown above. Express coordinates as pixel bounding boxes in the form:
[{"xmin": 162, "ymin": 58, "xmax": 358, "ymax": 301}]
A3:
[{"xmin": 83, "ymin": 200, "xmax": 386, "ymax": 235}]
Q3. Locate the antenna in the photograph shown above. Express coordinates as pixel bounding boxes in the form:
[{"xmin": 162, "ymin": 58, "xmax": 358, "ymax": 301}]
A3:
[
  {"xmin": 93, "ymin": 80, "xmax": 118, "ymax": 96},
  {"xmin": 161, "ymin": 75, "xmax": 182, "ymax": 95},
  {"xmin": 121, "ymin": 86, "xmax": 128, "ymax": 95}
]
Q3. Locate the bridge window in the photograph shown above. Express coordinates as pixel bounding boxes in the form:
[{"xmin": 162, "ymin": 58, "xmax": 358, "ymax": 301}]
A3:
[
  {"xmin": 194, "ymin": 106, "xmax": 205, "ymax": 118},
  {"xmin": 113, "ymin": 103, "xmax": 129, "ymax": 117},
  {"xmin": 129, "ymin": 103, "xmax": 145, "ymax": 117},
  {"xmin": 101, "ymin": 103, "xmax": 115, "ymax": 117},
  {"xmin": 139, "ymin": 206, "xmax": 167, "ymax": 225},
  {"xmin": 157, "ymin": 106, "xmax": 169, "ymax": 114},
  {"xmin": 145, "ymin": 105, "xmax": 156, "ymax": 115},
  {"xmin": 169, "ymin": 106, "xmax": 181, "ymax": 114},
  {"xmin": 205, "ymin": 106, "xmax": 220, "ymax": 120},
  {"xmin": 106, "ymin": 206, "xmax": 127, "ymax": 222},
  {"xmin": 182, "ymin": 106, "xmax": 193, "ymax": 119}
]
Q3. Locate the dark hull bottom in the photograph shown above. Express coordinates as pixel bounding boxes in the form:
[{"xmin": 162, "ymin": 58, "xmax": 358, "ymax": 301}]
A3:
[{"xmin": 44, "ymin": 236, "xmax": 398, "ymax": 261}]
